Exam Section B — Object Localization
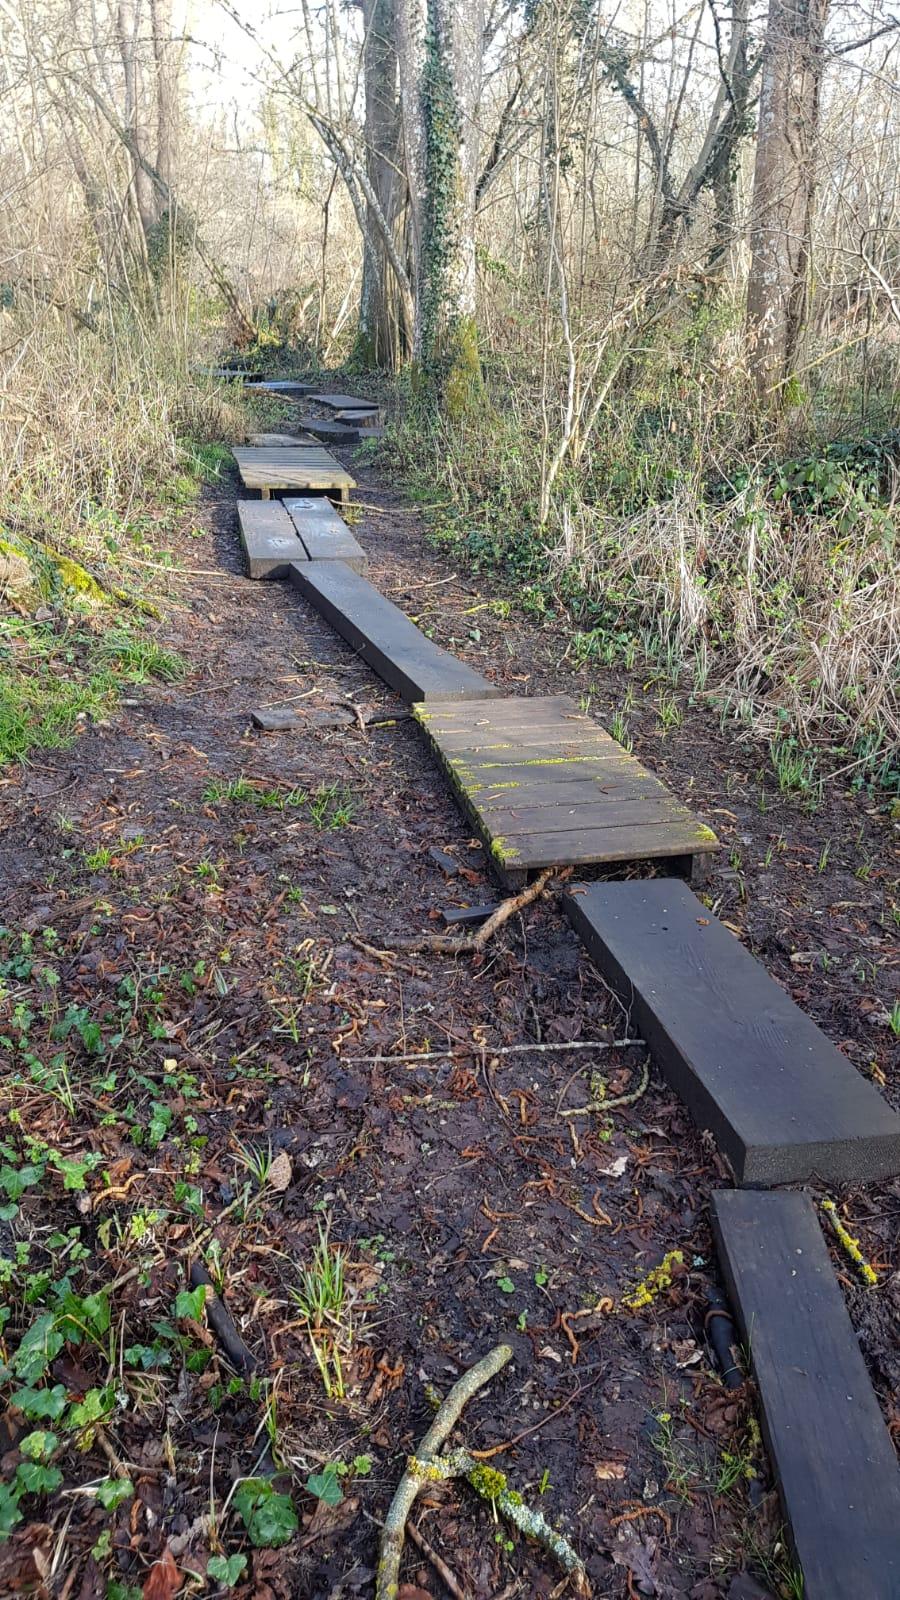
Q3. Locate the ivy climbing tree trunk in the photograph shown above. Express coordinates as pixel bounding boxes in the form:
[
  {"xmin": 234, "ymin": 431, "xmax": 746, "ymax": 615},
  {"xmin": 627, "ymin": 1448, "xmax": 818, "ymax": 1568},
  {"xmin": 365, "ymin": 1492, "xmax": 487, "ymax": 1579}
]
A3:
[
  {"xmin": 358, "ymin": 0, "xmax": 410, "ymax": 369},
  {"xmin": 395, "ymin": 0, "xmax": 485, "ymax": 409},
  {"xmin": 745, "ymin": 0, "xmax": 828, "ymax": 399}
]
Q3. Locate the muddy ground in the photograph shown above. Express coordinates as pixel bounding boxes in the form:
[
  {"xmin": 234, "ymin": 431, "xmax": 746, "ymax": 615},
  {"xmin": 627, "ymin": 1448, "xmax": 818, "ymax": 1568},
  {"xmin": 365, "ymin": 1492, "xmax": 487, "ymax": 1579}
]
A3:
[{"xmin": 0, "ymin": 436, "xmax": 897, "ymax": 1600}]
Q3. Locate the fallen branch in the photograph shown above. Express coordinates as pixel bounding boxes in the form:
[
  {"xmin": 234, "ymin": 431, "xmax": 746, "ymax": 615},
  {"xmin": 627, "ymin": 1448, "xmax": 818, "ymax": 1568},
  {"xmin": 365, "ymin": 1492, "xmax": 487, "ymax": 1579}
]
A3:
[
  {"xmin": 377, "ymin": 1345, "xmax": 589, "ymax": 1599},
  {"xmin": 345, "ymin": 1036, "xmax": 643, "ymax": 1067},
  {"xmin": 376, "ymin": 868, "xmax": 566, "ymax": 957},
  {"xmin": 560, "ymin": 1059, "xmax": 651, "ymax": 1118},
  {"xmin": 190, "ymin": 1262, "xmax": 258, "ymax": 1375}
]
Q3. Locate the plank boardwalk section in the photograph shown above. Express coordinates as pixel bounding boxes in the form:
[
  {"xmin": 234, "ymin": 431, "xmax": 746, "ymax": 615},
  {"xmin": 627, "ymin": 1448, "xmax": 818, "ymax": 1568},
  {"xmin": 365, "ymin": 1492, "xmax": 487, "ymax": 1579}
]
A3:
[
  {"xmin": 564, "ymin": 877, "xmax": 900, "ymax": 1184},
  {"xmin": 413, "ymin": 695, "xmax": 719, "ymax": 884},
  {"xmin": 247, "ymin": 432, "xmax": 317, "ymax": 447},
  {"xmin": 232, "ymin": 445, "xmax": 355, "ymax": 501},
  {"xmin": 288, "ymin": 560, "xmax": 499, "ymax": 703},
  {"xmin": 713, "ymin": 1190, "xmax": 900, "ymax": 1599},
  {"xmin": 284, "ymin": 497, "xmax": 367, "ymax": 571},
  {"xmin": 237, "ymin": 501, "xmax": 309, "ymax": 579},
  {"xmin": 309, "ymin": 392, "xmax": 379, "ymax": 414}
]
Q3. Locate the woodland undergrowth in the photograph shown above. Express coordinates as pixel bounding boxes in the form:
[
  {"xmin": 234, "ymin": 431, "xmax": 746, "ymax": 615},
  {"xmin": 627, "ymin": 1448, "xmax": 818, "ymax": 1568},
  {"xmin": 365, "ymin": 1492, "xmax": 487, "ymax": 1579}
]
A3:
[
  {"xmin": 0, "ymin": 305, "xmax": 243, "ymax": 765},
  {"xmin": 386, "ymin": 317, "xmax": 900, "ymax": 799}
]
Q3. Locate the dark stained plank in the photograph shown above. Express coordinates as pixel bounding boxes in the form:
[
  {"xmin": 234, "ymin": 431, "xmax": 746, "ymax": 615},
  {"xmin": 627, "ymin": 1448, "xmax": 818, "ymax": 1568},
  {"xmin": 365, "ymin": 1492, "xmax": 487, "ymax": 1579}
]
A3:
[
  {"xmin": 288, "ymin": 561, "xmax": 500, "ymax": 703},
  {"xmin": 712, "ymin": 1189, "xmax": 900, "ymax": 1599},
  {"xmin": 297, "ymin": 416, "xmax": 365, "ymax": 444},
  {"xmin": 415, "ymin": 696, "xmax": 719, "ymax": 884},
  {"xmin": 284, "ymin": 497, "xmax": 368, "ymax": 572},
  {"xmin": 237, "ymin": 501, "xmax": 308, "ymax": 579},
  {"xmin": 565, "ymin": 878, "xmax": 900, "ymax": 1184},
  {"xmin": 310, "ymin": 392, "xmax": 379, "ymax": 412},
  {"xmin": 232, "ymin": 446, "xmax": 355, "ymax": 501}
]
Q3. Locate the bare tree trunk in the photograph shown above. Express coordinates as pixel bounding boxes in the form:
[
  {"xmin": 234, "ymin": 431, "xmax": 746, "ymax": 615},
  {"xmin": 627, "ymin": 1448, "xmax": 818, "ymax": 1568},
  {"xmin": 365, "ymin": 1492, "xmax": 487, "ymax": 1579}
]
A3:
[
  {"xmin": 116, "ymin": 0, "xmax": 158, "ymax": 238},
  {"xmin": 745, "ymin": 0, "xmax": 828, "ymax": 397},
  {"xmin": 359, "ymin": 0, "xmax": 410, "ymax": 368},
  {"xmin": 149, "ymin": 0, "xmax": 177, "ymax": 194}
]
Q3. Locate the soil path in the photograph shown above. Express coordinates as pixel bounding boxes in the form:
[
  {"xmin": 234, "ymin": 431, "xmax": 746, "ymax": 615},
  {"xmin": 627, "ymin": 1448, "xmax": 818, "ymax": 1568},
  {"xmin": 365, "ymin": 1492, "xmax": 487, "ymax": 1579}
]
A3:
[{"xmin": 0, "ymin": 446, "xmax": 897, "ymax": 1599}]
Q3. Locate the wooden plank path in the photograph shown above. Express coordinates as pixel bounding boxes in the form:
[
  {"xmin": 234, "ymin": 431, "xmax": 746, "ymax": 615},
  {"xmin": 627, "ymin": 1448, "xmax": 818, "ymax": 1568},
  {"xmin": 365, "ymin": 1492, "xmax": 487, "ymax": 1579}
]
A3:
[
  {"xmin": 564, "ymin": 877, "xmax": 900, "ymax": 1184},
  {"xmin": 232, "ymin": 445, "xmax": 355, "ymax": 502},
  {"xmin": 247, "ymin": 432, "xmax": 317, "ymax": 447},
  {"xmin": 297, "ymin": 416, "xmax": 368, "ymax": 444},
  {"xmin": 237, "ymin": 501, "xmax": 309, "ymax": 579},
  {"xmin": 413, "ymin": 695, "xmax": 719, "ymax": 884},
  {"xmin": 284, "ymin": 497, "xmax": 367, "ymax": 571},
  {"xmin": 310, "ymin": 392, "xmax": 379, "ymax": 414},
  {"xmin": 713, "ymin": 1190, "xmax": 900, "ymax": 1599},
  {"xmin": 288, "ymin": 560, "xmax": 499, "ymax": 702}
]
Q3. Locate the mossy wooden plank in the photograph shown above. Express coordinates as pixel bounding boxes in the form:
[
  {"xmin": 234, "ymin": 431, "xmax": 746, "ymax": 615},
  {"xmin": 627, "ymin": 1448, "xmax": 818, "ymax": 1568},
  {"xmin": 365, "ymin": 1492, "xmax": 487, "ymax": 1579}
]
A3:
[
  {"xmin": 713, "ymin": 1189, "xmax": 900, "ymax": 1598},
  {"xmin": 565, "ymin": 878, "xmax": 900, "ymax": 1184},
  {"xmin": 414, "ymin": 695, "xmax": 718, "ymax": 882}
]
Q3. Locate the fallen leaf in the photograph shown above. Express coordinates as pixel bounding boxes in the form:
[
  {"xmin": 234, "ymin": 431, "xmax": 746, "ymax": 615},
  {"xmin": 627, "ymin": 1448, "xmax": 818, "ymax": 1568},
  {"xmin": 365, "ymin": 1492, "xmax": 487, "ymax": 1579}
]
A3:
[
  {"xmin": 267, "ymin": 1149, "xmax": 292, "ymax": 1191},
  {"xmin": 595, "ymin": 1460, "xmax": 626, "ymax": 1480},
  {"xmin": 397, "ymin": 1589, "xmax": 434, "ymax": 1600},
  {"xmin": 142, "ymin": 1546, "xmax": 181, "ymax": 1600}
]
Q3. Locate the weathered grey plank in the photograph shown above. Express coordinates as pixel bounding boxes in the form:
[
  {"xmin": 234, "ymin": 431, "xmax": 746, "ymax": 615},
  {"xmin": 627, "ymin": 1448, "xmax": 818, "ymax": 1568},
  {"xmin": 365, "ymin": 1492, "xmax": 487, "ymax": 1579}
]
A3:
[
  {"xmin": 310, "ymin": 392, "xmax": 379, "ymax": 413},
  {"xmin": 288, "ymin": 561, "xmax": 500, "ymax": 703},
  {"xmin": 284, "ymin": 497, "xmax": 367, "ymax": 571},
  {"xmin": 247, "ymin": 432, "xmax": 317, "ymax": 447},
  {"xmin": 232, "ymin": 446, "xmax": 355, "ymax": 501},
  {"xmin": 712, "ymin": 1189, "xmax": 900, "ymax": 1599},
  {"xmin": 564, "ymin": 877, "xmax": 900, "ymax": 1184},
  {"xmin": 237, "ymin": 501, "xmax": 308, "ymax": 579},
  {"xmin": 297, "ymin": 416, "xmax": 365, "ymax": 443}
]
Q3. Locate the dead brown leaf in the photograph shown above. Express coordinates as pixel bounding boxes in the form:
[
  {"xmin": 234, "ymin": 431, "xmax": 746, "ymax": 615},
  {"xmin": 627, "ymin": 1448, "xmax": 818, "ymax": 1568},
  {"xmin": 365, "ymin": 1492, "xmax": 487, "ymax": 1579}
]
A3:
[{"xmin": 142, "ymin": 1546, "xmax": 181, "ymax": 1600}]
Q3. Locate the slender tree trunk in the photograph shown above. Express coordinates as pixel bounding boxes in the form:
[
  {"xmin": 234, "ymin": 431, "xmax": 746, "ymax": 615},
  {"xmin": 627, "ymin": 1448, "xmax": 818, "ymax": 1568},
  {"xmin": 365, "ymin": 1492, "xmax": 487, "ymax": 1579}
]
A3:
[
  {"xmin": 359, "ymin": 0, "xmax": 409, "ymax": 368},
  {"xmin": 116, "ymin": 0, "xmax": 158, "ymax": 237},
  {"xmin": 745, "ymin": 0, "xmax": 828, "ymax": 397}
]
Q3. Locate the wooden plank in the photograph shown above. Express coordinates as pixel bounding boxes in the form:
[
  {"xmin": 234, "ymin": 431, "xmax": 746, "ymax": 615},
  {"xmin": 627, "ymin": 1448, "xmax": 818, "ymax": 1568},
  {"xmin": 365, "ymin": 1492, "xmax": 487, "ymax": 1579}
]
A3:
[
  {"xmin": 297, "ymin": 416, "xmax": 364, "ymax": 444},
  {"xmin": 253, "ymin": 379, "xmax": 316, "ymax": 394},
  {"xmin": 284, "ymin": 497, "xmax": 368, "ymax": 572},
  {"xmin": 310, "ymin": 392, "xmax": 379, "ymax": 412},
  {"xmin": 712, "ymin": 1189, "xmax": 900, "ymax": 1599},
  {"xmin": 237, "ymin": 501, "xmax": 308, "ymax": 579},
  {"xmin": 564, "ymin": 878, "xmax": 900, "ymax": 1184},
  {"xmin": 415, "ymin": 695, "xmax": 719, "ymax": 883},
  {"xmin": 247, "ymin": 432, "xmax": 317, "ymax": 447},
  {"xmin": 232, "ymin": 446, "xmax": 355, "ymax": 501},
  {"xmin": 288, "ymin": 561, "xmax": 501, "ymax": 703}
]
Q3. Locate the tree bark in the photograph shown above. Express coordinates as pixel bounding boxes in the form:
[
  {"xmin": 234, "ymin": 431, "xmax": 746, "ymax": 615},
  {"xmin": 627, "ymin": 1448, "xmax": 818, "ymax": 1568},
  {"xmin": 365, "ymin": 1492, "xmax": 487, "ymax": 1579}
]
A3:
[
  {"xmin": 745, "ymin": 0, "xmax": 828, "ymax": 397},
  {"xmin": 358, "ymin": 0, "xmax": 410, "ymax": 368},
  {"xmin": 394, "ymin": 0, "xmax": 485, "ymax": 405},
  {"xmin": 116, "ymin": 0, "xmax": 158, "ymax": 237}
]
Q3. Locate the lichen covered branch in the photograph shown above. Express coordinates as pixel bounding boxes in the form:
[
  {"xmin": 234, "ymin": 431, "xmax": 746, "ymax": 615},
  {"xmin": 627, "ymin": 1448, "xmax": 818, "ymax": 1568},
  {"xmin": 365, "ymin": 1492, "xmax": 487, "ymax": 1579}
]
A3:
[{"xmin": 377, "ymin": 1343, "xmax": 589, "ymax": 1599}]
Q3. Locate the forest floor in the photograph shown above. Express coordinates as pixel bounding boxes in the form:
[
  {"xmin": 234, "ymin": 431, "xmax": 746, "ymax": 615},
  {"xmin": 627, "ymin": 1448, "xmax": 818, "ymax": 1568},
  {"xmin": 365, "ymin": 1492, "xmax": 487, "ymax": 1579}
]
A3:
[{"xmin": 0, "ymin": 434, "xmax": 898, "ymax": 1600}]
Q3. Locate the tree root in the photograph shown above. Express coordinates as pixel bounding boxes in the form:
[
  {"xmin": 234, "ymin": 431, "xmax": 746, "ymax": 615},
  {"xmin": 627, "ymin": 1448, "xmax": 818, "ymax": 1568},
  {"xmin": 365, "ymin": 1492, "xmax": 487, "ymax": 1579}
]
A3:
[{"xmin": 376, "ymin": 1344, "xmax": 589, "ymax": 1599}]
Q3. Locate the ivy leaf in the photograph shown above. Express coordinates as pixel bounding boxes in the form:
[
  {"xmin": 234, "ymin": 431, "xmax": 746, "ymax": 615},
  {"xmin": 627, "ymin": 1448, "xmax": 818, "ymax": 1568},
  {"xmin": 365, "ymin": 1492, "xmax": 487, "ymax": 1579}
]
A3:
[
  {"xmin": 305, "ymin": 1465, "xmax": 343, "ymax": 1506},
  {"xmin": 68, "ymin": 1386, "xmax": 112, "ymax": 1430},
  {"xmin": 0, "ymin": 1482, "xmax": 23, "ymax": 1539},
  {"xmin": 0, "ymin": 1163, "xmax": 44, "ymax": 1201},
  {"xmin": 11, "ymin": 1314, "xmax": 64, "ymax": 1385},
  {"xmin": 15, "ymin": 1461, "xmax": 63, "ymax": 1495},
  {"xmin": 10, "ymin": 1384, "xmax": 67, "ymax": 1421},
  {"xmin": 96, "ymin": 1476, "xmax": 134, "ymax": 1511},
  {"xmin": 207, "ymin": 1554, "xmax": 247, "ymax": 1587},
  {"xmin": 174, "ymin": 1283, "xmax": 207, "ymax": 1321},
  {"xmin": 19, "ymin": 1430, "xmax": 57, "ymax": 1461},
  {"xmin": 233, "ymin": 1478, "xmax": 298, "ymax": 1548}
]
